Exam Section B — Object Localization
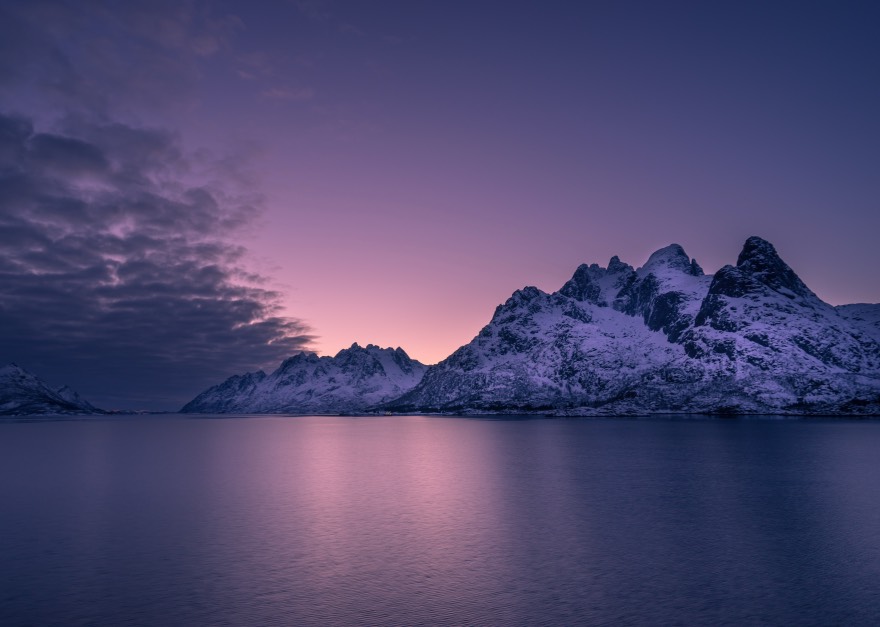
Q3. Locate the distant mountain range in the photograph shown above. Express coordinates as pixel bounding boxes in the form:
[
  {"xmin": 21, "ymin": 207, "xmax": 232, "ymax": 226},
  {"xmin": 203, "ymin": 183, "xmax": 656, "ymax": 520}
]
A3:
[
  {"xmin": 181, "ymin": 344, "xmax": 427, "ymax": 414},
  {"xmin": 0, "ymin": 364, "xmax": 102, "ymax": 415},
  {"xmin": 4, "ymin": 237, "xmax": 879, "ymax": 416}
]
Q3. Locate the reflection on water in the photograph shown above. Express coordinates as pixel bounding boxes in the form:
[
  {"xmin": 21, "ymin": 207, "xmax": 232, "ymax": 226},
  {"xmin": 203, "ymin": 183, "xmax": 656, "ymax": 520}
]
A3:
[{"xmin": 1, "ymin": 416, "xmax": 880, "ymax": 625}]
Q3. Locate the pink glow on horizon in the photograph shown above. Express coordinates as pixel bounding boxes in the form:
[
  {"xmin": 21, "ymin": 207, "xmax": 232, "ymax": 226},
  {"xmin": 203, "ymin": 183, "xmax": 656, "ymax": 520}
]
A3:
[{"xmin": 163, "ymin": 1, "xmax": 880, "ymax": 369}]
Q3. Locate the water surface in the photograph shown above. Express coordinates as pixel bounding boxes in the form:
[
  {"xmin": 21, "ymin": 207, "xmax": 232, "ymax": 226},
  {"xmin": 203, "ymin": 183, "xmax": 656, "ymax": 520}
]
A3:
[{"xmin": 1, "ymin": 415, "xmax": 879, "ymax": 625}]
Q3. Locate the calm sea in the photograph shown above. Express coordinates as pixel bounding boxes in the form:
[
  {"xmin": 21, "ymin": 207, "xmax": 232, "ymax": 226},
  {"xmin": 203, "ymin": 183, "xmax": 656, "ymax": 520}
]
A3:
[{"xmin": 1, "ymin": 415, "xmax": 879, "ymax": 625}]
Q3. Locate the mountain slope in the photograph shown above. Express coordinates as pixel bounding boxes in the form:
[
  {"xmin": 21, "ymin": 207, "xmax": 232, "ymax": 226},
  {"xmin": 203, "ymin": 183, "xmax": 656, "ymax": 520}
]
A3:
[
  {"xmin": 680, "ymin": 237, "xmax": 879, "ymax": 412},
  {"xmin": 837, "ymin": 303, "xmax": 880, "ymax": 344},
  {"xmin": 391, "ymin": 237, "xmax": 880, "ymax": 415},
  {"xmin": 181, "ymin": 343, "xmax": 428, "ymax": 414},
  {"xmin": 0, "ymin": 364, "xmax": 103, "ymax": 415}
]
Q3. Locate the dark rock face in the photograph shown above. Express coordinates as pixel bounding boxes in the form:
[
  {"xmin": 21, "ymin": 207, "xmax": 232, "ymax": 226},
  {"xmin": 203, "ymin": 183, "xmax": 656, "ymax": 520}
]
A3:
[
  {"xmin": 736, "ymin": 236, "xmax": 816, "ymax": 299},
  {"xmin": 607, "ymin": 255, "xmax": 633, "ymax": 275},
  {"xmin": 646, "ymin": 291, "xmax": 693, "ymax": 342},
  {"xmin": 559, "ymin": 264, "xmax": 605, "ymax": 304},
  {"xmin": 703, "ymin": 265, "xmax": 756, "ymax": 299},
  {"xmin": 616, "ymin": 273, "xmax": 660, "ymax": 318},
  {"xmin": 559, "ymin": 257, "xmax": 636, "ymax": 307}
]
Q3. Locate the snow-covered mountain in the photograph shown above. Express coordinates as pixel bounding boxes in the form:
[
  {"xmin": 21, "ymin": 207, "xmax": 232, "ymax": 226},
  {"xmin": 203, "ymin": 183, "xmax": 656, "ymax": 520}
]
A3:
[
  {"xmin": 837, "ymin": 303, "xmax": 880, "ymax": 344},
  {"xmin": 181, "ymin": 343, "xmax": 428, "ymax": 414},
  {"xmin": 0, "ymin": 364, "xmax": 103, "ymax": 415},
  {"xmin": 390, "ymin": 237, "xmax": 880, "ymax": 415}
]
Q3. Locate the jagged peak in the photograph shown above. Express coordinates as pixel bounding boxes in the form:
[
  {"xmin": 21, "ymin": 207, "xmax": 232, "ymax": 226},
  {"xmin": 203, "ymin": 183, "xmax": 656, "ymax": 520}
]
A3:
[
  {"xmin": 640, "ymin": 244, "xmax": 695, "ymax": 275},
  {"xmin": 54, "ymin": 384, "xmax": 99, "ymax": 409},
  {"xmin": 0, "ymin": 364, "xmax": 52, "ymax": 387},
  {"xmin": 736, "ymin": 236, "xmax": 776, "ymax": 267},
  {"xmin": 560, "ymin": 264, "xmax": 605, "ymax": 303},
  {"xmin": 607, "ymin": 255, "xmax": 633, "ymax": 274},
  {"xmin": 735, "ymin": 236, "xmax": 816, "ymax": 299},
  {"xmin": 0, "ymin": 362, "xmax": 29, "ymax": 376},
  {"xmin": 335, "ymin": 344, "xmax": 365, "ymax": 359},
  {"xmin": 278, "ymin": 351, "xmax": 319, "ymax": 370},
  {"xmin": 334, "ymin": 343, "xmax": 411, "ymax": 359},
  {"xmin": 512, "ymin": 286, "xmax": 545, "ymax": 301},
  {"xmin": 217, "ymin": 370, "xmax": 267, "ymax": 386},
  {"xmin": 490, "ymin": 286, "xmax": 548, "ymax": 322},
  {"xmin": 569, "ymin": 263, "xmax": 603, "ymax": 281}
]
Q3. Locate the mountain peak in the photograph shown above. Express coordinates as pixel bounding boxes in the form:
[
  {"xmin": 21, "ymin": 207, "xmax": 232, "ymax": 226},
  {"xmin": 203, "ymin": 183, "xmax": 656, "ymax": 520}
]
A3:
[
  {"xmin": 735, "ymin": 236, "xmax": 815, "ymax": 299},
  {"xmin": 278, "ymin": 351, "xmax": 318, "ymax": 371},
  {"xmin": 607, "ymin": 255, "xmax": 633, "ymax": 274},
  {"xmin": 641, "ymin": 244, "xmax": 698, "ymax": 275},
  {"xmin": 54, "ymin": 384, "xmax": 100, "ymax": 411},
  {"xmin": 182, "ymin": 343, "xmax": 428, "ymax": 414},
  {"xmin": 1, "ymin": 363, "xmax": 28, "ymax": 376},
  {"xmin": 559, "ymin": 264, "xmax": 604, "ymax": 303},
  {"xmin": 336, "ymin": 343, "xmax": 388, "ymax": 358},
  {"xmin": 736, "ymin": 236, "xmax": 778, "ymax": 268},
  {"xmin": 0, "ymin": 365, "xmax": 102, "ymax": 415}
]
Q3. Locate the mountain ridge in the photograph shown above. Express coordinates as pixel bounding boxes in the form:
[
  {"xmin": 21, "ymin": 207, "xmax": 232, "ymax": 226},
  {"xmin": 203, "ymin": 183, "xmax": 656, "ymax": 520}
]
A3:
[
  {"xmin": 389, "ymin": 236, "xmax": 880, "ymax": 415},
  {"xmin": 181, "ymin": 343, "xmax": 428, "ymax": 414},
  {"xmin": 5, "ymin": 237, "xmax": 878, "ymax": 416},
  {"xmin": 0, "ymin": 364, "xmax": 104, "ymax": 415}
]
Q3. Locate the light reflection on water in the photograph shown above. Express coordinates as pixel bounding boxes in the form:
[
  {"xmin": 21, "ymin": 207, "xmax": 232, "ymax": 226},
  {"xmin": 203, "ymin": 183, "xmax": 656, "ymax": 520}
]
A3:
[{"xmin": 1, "ymin": 415, "xmax": 880, "ymax": 625}]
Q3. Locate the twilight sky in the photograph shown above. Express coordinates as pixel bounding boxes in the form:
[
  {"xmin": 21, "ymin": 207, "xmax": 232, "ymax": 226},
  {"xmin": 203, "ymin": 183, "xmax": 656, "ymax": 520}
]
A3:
[{"xmin": 1, "ymin": 0, "xmax": 878, "ymax": 410}]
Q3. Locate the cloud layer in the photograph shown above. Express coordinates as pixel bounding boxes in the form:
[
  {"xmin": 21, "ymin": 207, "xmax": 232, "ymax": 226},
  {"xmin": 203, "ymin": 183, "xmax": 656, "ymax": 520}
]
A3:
[{"xmin": 0, "ymin": 112, "xmax": 313, "ymax": 409}]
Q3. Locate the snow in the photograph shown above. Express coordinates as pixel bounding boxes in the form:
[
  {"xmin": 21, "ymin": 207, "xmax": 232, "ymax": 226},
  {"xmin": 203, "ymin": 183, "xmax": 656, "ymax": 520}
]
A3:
[
  {"xmin": 392, "ymin": 238, "xmax": 880, "ymax": 415},
  {"xmin": 181, "ymin": 344, "xmax": 428, "ymax": 413},
  {"xmin": 184, "ymin": 237, "xmax": 880, "ymax": 416},
  {"xmin": 638, "ymin": 243, "xmax": 693, "ymax": 275},
  {"xmin": 0, "ymin": 364, "xmax": 102, "ymax": 415},
  {"xmin": 837, "ymin": 304, "xmax": 880, "ymax": 343}
]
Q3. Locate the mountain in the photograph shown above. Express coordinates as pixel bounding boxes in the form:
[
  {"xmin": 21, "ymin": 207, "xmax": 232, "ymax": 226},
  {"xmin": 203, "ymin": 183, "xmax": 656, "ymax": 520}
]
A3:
[
  {"xmin": 836, "ymin": 303, "xmax": 880, "ymax": 344},
  {"xmin": 181, "ymin": 343, "xmax": 428, "ymax": 414},
  {"xmin": 390, "ymin": 237, "xmax": 880, "ymax": 415},
  {"xmin": 0, "ymin": 364, "xmax": 103, "ymax": 415}
]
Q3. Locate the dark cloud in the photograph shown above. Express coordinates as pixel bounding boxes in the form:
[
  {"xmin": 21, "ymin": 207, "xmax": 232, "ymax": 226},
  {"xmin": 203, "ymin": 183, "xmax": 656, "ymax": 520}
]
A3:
[
  {"xmin": 0, "ymin": 112, "xmax": 313, "ymax": 409},
  {"xmin": 0, "ymin": 1, "xmax": 316, "ymax": 409}
]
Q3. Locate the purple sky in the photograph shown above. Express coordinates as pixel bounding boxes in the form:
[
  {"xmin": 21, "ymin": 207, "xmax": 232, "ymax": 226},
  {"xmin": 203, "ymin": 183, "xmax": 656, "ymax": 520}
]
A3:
[{"xmin": 1, "ymin": 0, "xmax": 878, "ymax": 409}]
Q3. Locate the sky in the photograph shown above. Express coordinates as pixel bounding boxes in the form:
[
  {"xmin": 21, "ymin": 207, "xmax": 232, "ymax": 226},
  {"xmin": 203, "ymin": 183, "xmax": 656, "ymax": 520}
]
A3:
[{"xmin": 1, "ymin": 0, "xmax": 878, "ymax": 410}]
